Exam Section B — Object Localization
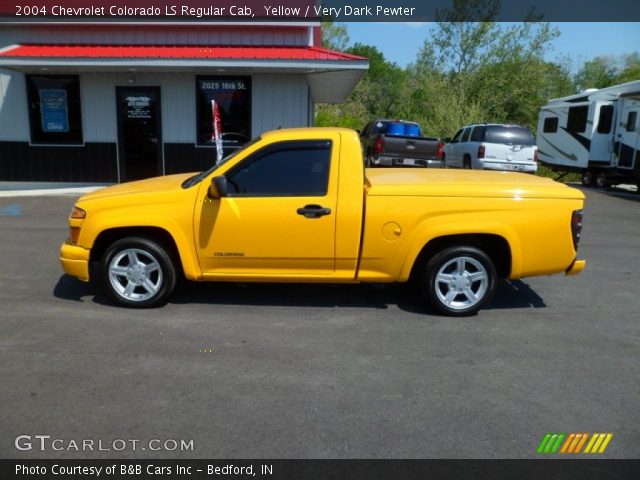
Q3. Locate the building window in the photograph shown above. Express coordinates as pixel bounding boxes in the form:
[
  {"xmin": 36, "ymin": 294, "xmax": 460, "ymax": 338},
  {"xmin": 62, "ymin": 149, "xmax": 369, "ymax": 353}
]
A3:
[
  {"xmin": 26, "ymin": 75, "xmax": 83, "ymax": 145},
  {"xmin": 225, "ymin": 140, "xmax": 331, "ymax": 196},
  {"xmin": 543, "ymin": 117, "xmax": 558, "ymax": 133},
  {"xmin": 567, "ymin": 106, "xmax": 588, "ymax": 133},
  {"xmin": 196, "ymin": 76, "xmax": 251, "ymax": 153}
]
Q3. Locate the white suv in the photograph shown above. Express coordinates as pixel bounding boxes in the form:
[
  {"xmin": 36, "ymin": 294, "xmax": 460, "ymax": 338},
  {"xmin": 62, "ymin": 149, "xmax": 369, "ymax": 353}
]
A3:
[{"xmin": 443, "ymin": 124, "xmax": 538, "ymax": 173}]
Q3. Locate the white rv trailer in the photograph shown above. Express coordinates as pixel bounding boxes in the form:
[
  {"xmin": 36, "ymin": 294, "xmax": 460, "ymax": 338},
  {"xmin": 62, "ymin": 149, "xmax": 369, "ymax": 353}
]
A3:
[{"xmin": 536, "ymin": 80, "xmax": 640, "ymax": 188}]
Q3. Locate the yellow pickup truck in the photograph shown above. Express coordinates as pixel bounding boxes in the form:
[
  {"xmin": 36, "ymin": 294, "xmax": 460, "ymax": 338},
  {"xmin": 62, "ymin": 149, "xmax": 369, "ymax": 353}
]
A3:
[{"xmin": 60, "ymin": 128, "xmax": 585, "ymax": 316}]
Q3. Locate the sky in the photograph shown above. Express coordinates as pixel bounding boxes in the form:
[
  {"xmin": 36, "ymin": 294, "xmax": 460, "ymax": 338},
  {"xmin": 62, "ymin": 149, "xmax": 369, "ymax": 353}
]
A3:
[{"xmin": 346, "ymin": 23, "xmax": 640, "ymax": 71}]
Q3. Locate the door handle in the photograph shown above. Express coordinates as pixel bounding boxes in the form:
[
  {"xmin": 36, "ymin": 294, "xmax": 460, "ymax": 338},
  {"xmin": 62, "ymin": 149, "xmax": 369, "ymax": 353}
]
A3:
[{"xmin": 296, "ymin": 204, "xmax": 332, "ymax": 219}]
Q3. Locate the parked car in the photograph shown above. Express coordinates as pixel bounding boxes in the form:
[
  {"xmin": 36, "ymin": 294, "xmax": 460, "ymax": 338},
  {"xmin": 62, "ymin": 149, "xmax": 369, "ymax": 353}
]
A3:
[
  {"xmin": 60, "ymin": 128, "xmax": 585, "ymax": 316},
  {"xmin": 443, "ymin": 124, "xmax": 538, "ymax": 173},
  {"xmin": 360, "ymin": 119, "xmax": 443, "ymax": 168}
]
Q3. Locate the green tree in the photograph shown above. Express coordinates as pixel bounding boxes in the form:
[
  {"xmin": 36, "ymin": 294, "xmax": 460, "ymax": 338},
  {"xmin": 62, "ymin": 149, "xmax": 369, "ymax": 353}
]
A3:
[
  {"xmin": 615, "ymin": 53, "xmax": 640, "ymax": 84},
  {"xmin": 575, "ymin": 56, "xmax": 618, "ymax": 91},
  {"xmin": 345, "ymin": 44, "xmax": 409, "ymax": 119},
  {"xmin": 321, "ymin": 21, "xmax": 349, "ymax": 51},
  {"xmin": 411, "ymin": 0, "xmax": 570, "ymax": 136},
  {"xmin": 316, "ymin": 44, "xmax": 409, "ymax": 128},
  {"xmin": 574, "ymin": 53, "xmax": 639, "ymax": 91}
]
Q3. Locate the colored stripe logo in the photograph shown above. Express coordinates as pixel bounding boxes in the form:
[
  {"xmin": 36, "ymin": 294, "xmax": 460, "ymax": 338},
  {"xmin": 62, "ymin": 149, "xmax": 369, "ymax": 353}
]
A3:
[{"xmin": 537, "ymin": 433, "xmax": 613, "ymax": 454}]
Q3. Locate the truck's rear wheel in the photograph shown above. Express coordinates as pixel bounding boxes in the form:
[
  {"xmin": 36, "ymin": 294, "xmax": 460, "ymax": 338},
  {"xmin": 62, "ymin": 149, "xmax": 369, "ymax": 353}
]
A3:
[
  {"xmin": 463, "ymin": 156, "xmax": 472, "ymax": 169},
  {"xmin": 101, "ymin": 237, "xmax": 176, "ymax": 308},
  {"xmin": 421, "ymin": 246, "xmax": 497, "ymax": 316}
]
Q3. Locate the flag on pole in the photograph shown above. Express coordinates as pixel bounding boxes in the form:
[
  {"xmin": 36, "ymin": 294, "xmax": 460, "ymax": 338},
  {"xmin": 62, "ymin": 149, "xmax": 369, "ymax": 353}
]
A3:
[{"xmin": 211, "ymin": 100, "xmax": 223, "ymax": 164}]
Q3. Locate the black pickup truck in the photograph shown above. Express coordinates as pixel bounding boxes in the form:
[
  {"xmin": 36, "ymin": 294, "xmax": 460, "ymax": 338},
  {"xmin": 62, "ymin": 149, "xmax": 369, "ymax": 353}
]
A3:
[{"xmin": 360, "ymin": 120, "xmax": 443, "ymax": 168}]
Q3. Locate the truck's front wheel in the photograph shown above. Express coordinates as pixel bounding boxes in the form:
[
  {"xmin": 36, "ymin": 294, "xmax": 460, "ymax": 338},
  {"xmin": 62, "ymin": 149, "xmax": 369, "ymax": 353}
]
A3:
[
  {"xmin": 422, "ymin": 246, "xmax": 497, "ymax": 316},
  {"xmin": 101, "ymin": 237, "xmax": 176, "ymax": 308}
]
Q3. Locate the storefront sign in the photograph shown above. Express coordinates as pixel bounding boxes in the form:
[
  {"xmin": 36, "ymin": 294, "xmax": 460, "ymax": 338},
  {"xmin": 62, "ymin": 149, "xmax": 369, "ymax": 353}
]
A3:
[
  {"xmin": 196, "ymin": 76, "xmax": 251, "ymax": 149},
  {"xmin": 125, "ymin": 96, "xmax": 152, "ymax": 119},
  {"xmin": 39, "ymin": 89, "xmax": 69, "ymax": 132}
]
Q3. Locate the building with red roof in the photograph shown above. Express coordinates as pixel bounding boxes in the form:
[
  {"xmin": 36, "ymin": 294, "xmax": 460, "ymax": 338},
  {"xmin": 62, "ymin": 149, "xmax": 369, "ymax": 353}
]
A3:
[{"xmin": 0, "ymin": 1, "xmax": 368, "ymax": 182}]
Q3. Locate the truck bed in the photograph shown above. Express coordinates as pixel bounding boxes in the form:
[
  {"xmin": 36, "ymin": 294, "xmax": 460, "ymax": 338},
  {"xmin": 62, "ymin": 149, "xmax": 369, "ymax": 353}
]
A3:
[{"xmin": 364, "ymin": 168, "xmax": 584, "ymax": 199}]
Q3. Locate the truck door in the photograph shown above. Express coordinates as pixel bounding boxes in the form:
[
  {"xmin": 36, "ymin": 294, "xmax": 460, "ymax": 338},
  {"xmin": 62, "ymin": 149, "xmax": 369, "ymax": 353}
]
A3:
[
  {"xmin": 196, "ymin": 138, "xmax": 339, "ymax": 277},
  {"xmin": 615, "ymin": 100, "xmax": 640, "ymax": 171}
]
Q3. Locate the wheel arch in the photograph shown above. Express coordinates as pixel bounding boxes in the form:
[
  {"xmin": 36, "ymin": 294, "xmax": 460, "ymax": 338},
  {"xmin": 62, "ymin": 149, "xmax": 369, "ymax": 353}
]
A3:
[
  {"xmin": 406, "ymin": 233, "xmax": 515, "ymax": 283},
  {"xmin": 90, "ymin": 226, "xmax": 197, "ymax": 280}
]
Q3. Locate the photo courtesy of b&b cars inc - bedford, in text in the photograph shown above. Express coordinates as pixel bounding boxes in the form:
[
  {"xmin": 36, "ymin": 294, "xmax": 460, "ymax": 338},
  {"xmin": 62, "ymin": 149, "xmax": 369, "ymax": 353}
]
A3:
[{"xmin": 0, "ymin": 0, "xmax": 639, "ymax": 479}]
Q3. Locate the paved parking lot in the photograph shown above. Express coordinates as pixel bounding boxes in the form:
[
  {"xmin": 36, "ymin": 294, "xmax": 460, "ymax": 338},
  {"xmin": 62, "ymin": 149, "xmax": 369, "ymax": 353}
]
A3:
[{"xmin": 0, "ymin": 187, "xmax": 638, "ymax": 459}]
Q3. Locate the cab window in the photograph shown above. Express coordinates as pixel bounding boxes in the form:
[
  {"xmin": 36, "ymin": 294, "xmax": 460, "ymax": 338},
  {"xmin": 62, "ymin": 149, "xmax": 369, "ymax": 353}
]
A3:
[
  {"xmin": 225, "ymin": 140, "xmax": 331, "ymax": 197},
  {"xmin": 461, "ymin": 128, "xmax": 471, "ymax": 143},
  {"xmin": 451, "ymin": 129, "xmax": 463, "ymax": 143}
]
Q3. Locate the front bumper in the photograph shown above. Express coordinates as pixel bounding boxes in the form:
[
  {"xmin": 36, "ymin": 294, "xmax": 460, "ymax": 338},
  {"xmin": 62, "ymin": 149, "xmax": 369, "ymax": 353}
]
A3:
[
  {"xmin": 60, "ymin": 241, "xmax": 91, "ymax": 282},
  {"xmin": 565, "ymin": 259, "xmax": 586, "ymax": 276}
]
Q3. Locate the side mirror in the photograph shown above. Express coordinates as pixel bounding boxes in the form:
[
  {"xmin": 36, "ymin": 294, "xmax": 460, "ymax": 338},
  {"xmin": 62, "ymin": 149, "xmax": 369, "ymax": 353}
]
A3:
[{"xmin": 208, "ymin": 175, "xmax": 228, "ymax": 199}]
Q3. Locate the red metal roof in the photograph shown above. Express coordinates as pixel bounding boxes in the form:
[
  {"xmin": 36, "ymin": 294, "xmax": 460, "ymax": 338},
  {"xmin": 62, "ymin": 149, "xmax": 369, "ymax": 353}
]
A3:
[{"xmin": 0, "ymin": 44, "xmax": 366, "ymax": 61}]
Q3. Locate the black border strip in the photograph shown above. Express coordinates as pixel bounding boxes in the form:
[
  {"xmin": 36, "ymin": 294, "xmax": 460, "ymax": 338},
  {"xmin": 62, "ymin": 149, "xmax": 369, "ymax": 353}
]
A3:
[
  {"xmin": 3, "ymin": 459, "xmax": 640, "ymax": 480},
  {"xmin": 1, "ymin": 0, "xmax": 640, "ymax": 22}
]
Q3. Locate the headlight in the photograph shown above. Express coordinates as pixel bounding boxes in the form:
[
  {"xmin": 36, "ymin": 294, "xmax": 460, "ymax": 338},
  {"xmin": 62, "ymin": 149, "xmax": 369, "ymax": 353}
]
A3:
[{"xmin": 70, "ymin": 206, "xmax": 86, "ymax": 219}]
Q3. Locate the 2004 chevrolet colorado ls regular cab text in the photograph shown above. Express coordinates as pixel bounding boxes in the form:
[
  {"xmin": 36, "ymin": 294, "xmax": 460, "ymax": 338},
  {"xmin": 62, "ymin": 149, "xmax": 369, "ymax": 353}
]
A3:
[{"xmin": 60, "ymin": 128, "xmax": 586, "ymax": 316}]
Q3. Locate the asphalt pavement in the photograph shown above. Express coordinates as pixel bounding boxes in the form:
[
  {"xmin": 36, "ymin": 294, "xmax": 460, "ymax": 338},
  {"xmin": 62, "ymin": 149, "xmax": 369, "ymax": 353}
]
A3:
[{"xmin": 0, "ymin": 187, "xmax": 638, "ymax": 459}]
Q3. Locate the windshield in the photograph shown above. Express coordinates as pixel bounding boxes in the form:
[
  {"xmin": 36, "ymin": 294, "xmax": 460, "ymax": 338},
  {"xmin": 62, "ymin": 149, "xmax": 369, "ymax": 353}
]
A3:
[
  {"xmin": 182, "ymin": 136, "xmax": 262, "ymax": 188},
  {"xmin": 484, "ymin": 126, "xmax": 535, "ymax": 146}
]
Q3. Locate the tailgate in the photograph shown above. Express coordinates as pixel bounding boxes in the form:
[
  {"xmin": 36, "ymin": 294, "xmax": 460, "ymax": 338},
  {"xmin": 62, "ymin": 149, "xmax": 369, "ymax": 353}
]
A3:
[
  {"xmin": 382, "ymin": 135, "xmax": 440, "ymax": 159},
  {"xmin": 503, "ymin": 144, "xmax": 536, "ymax": 164}
]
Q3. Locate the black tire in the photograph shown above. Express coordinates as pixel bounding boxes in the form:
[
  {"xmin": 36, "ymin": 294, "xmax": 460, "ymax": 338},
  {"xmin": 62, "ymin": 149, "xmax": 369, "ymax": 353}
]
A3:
[
  {"xmin": 463, "ymin": 156, "xmax": 472, "ymax": 169},
  {"xmin": 101, "ymin": 237, "xmax": 176, "ymax": 308},
  {"xmin": 581, "ymin": 170, "xmax": 595, "ymax": 187},
  {"xmin": 421, "ymin": 246, "xmax": 497, "ymax": 316},
  {"xmin": 364, "ymin": 150, "xmax": 374, "ymax": 168},
  {"xmin": 441, "ymin": 153, "xmax": 446, "ymax": 168},
  {"xmin": 595, "ymin": 173, "xmax": 609, "ymax": 188}
]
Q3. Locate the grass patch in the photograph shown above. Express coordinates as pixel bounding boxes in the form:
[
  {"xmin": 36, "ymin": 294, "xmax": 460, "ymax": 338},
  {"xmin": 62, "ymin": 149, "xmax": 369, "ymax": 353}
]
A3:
[{"xmin": 536, "ymin": 165, "xmax": 581, "ymax": 184}]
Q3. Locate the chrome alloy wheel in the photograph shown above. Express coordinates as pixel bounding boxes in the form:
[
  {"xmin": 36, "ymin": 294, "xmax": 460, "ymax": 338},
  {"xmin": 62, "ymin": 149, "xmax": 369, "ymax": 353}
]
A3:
[
  {"xmin": 434, "ymin": 256, "xmax": 488, "ymax": 310},
  {"xmin": 108, "ymin": 248, "xmax": 163, "ymax": 302}
]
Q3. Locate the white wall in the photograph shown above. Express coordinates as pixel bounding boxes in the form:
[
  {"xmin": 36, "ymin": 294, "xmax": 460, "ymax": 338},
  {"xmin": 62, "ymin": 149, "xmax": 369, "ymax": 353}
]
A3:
[
  {"xmin": 0, "ymin": 69, "xmax": 30, "ymax": 141},
  {"xmin": 80, "ymin": 72, "xmax": 196, "ymax": 143},
  {"xmin": 80, "ymin": 72, "xmax": 310, "ymax": 143},
  {"xmin": 252, "ymin": 74, "xmax": 310, "ymax": 135},
  {"xmin": 1, "ymin": 70, "xmax": 310, "ymax": 147}
]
